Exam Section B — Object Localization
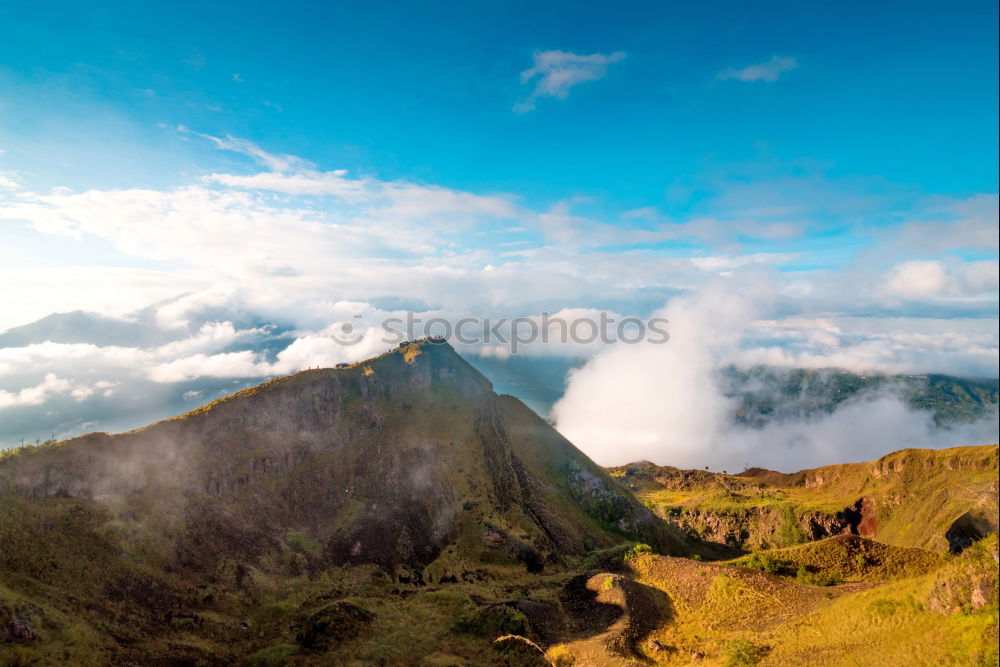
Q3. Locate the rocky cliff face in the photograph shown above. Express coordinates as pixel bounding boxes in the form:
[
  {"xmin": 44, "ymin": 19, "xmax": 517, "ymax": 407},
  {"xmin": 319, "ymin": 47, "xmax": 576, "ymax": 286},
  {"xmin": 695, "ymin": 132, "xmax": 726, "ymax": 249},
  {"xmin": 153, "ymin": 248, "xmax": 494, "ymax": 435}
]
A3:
[
  {"xmin": 1, "ymin": 340, "xmax": 684, "ymax": 579},
  {"xmin": 614, "ymin": 445, "xmax": 998, "ymax": 554},
  {"xmin": 664, "ymin": 505, "xmax": 852, "ymax": 551}
]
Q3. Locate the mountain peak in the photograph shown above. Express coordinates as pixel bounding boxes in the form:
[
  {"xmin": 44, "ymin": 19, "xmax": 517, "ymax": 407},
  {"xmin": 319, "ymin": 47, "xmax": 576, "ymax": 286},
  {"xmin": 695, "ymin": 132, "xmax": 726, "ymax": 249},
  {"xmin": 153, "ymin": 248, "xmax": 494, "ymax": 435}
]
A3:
[
  {"xmin": 1, "ymin": 341, "xmax": 683, "ymax": 578},
  {"xmin": 169, "ymin": 338, "xmax": 493, "ymax": 426}
]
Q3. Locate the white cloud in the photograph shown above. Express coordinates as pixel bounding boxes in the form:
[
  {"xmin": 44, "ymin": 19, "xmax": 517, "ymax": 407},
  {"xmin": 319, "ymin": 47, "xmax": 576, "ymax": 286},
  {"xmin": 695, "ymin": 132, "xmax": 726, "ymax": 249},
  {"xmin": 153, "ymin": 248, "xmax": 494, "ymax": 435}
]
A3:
[
  {"xmin": 0, "ymin": 373, "xmax": 101, "ymax": 409},
  {"xmin": 516, "ymin": 50, "xmax": 626, "ymax": 112},
  {"xmin": 179, "ymin": 126, "xmax": 308, "ymax": 172},
  {"xmin": 886, "ymin": 194, "xmax": 1000, "ymax": 254},
  {"xmin": 884, "ymin": 260, "xmax": 949, "ymax": 299},
  {"xmin": 0, "ymin": 133, "xmax": 997, "ymax": 451},
  {"xmin": 883, "ymin": 259, "xmax": 999, "ymax": 300},
  {"xmin": 718, "ymin": 55, "xmax": 798, "ymax": 83},
  {"xmin": 553, "ymin": 280, "xmax": 999, "ymax": 470},
  {"xmin": 0, "ymin": 171, "xmax": 22, "ymax": 190},
  {"xmin": 0, "ymin": 266, "xmax": 211, "ymax": 332}
]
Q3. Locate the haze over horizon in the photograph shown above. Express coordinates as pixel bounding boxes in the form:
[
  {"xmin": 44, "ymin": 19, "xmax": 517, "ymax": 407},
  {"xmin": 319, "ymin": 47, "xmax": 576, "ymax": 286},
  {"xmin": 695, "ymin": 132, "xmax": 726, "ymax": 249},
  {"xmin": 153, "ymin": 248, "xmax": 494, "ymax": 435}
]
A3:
[{"xmin": 1, "ymin": 0, "xmax": 997, "ymax": 467}]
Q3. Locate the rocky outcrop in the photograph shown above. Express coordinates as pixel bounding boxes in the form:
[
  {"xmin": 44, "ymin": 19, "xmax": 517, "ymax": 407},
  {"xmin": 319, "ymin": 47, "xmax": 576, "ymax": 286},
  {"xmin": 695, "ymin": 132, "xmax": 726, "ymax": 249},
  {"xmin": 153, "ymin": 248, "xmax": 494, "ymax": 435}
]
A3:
[
  {"xmin": 928, "ymin": 535, "xmax": 999, "ymax": 614},
  {"xmin": 621, "ymin": 445, "xmax": 998, "ymax": 553},
  {"xmin": 664, "ymin": 505, "xmax": 852, "ymax": 550}
]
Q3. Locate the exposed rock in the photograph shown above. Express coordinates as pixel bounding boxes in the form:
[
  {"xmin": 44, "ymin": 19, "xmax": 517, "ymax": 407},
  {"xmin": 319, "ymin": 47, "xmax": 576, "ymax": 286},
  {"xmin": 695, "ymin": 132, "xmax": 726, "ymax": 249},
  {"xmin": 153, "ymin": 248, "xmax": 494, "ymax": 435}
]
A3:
[{"xmin": 0, "ymin": 604, "xmax": 41, "ymax": 643}]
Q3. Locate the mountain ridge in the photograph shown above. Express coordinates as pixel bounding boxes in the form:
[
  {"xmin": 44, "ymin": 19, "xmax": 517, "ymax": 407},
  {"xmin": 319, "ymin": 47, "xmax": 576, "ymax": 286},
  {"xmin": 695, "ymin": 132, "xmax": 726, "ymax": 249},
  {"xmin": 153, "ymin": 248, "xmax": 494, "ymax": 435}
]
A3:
[
  {"xmin": 1, "ymin": 340, "xmax": 684, "ymax": 573},
  {"xmin": 614, "ymin": 443, "xmax": 999, "ymax": 554}
]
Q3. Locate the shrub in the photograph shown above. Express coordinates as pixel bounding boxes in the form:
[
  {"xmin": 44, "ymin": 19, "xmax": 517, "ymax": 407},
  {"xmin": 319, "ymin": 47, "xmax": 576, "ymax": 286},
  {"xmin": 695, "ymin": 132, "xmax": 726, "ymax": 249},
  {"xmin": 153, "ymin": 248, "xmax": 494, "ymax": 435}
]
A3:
[
  {"xmin": 624, "ymin": 543, "xmax": 653, "ymax": 561},
  {"xmin": 284, "ymin": 529, "xmax": 322, "ymax": 556},
  {"xmin": 795, "ymin": 564, "xmax": 842, "ymax": 586},
  {"xmin": 775, "ymin": 506, "xmax": 807, "ymax": 548},
  {"xmin": 582, "ymin": 544, "xmax": 633, "ymax": 571},
  {"xmin": 723, "ymin": 638, "xmax": 770, "ymax": 666},
  {"xmin": 246, "ymin": 644, "xmax": 298, "ymax": 667},
  {"xmin": 453, "ymin": 603, "xmax": 527, "ymax": 638},
  {"xmin": 294, "ymin": 601, "xmax": 374, "ymax": 651},
  {"xmin": 742, "ymin": 552, "xmax": 793, "ymax": 575},
  {"xmin": 869, "ymin": 599, "xmax": 902, "ymax": 617}
]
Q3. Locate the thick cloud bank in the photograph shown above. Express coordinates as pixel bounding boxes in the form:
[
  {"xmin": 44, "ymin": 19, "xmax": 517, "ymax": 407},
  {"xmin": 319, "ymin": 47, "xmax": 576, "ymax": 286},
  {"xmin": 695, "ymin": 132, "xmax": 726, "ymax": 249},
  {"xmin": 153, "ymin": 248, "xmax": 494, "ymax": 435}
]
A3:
[{"xmin": 553, "ymin": 282, "xmax": 999, "ymax": 471}]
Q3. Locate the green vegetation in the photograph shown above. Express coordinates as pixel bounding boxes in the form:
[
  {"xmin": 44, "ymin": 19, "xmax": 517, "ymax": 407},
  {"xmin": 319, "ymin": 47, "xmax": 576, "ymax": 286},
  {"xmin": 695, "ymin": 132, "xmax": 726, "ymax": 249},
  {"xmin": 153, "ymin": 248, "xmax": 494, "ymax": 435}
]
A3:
[
  {"xmin": 620, "ymin": 533, "xmax": 998, "ymax": 666},
  {"xmin": 794, "ymin": 563, "xmax": 842, "ymax": 586},
  {"xmin": 0, "ymin": 438, "xmax": 58, "ymax": 464},
  {"xmin": 622, "ymin": 444, "xmax": 999, "ymax": 553},
  {"xmin": 0, "ymin": 341, "xmax": 996, "ymax": 665},
  {"xmin": 453, "ymin": 603, "xmax": 527, "ymax": 637},
  {"xmin": 283, "ymin": 528, "xmax": 322, "ymax": 557},
  {"xmin": 732, "ymin": 535, "xmax": 946, "ymax": 583},
  {"xmin": 623, "ymin": 543, "xmax": 653, "ymax": 560},
  {"xmin": 723, "ymin": 637, "xmax": 770, "ymax": 666},
  {"xmin": 775, "ymin": 504, "xmax": 807, "ymax": 547}
]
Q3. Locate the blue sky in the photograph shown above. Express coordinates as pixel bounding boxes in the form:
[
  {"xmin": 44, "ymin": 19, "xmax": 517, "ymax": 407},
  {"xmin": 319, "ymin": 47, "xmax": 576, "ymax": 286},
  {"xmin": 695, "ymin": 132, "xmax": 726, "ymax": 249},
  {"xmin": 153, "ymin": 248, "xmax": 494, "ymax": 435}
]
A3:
[
  {"xmin": 0, "ymin": 1, "xmax": 997, "ymax": 462},
  {"xmin": 1, "ymin": 0, "xmax": 997, "ymax": 198}
]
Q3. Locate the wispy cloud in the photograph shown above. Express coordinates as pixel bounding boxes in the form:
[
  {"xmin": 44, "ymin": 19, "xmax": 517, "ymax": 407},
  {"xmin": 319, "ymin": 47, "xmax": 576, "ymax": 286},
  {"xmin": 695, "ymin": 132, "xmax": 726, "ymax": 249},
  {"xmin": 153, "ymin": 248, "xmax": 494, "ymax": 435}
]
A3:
[
  {"xmin": 718, "ymin": 55, "xmax": 798, "ymax": 83},
  {"xmin": 515, "ymin": 50, "xmax": 626, "ymax": 112},
  {"xmin": 0, "ymin": 171, "xmax": 22, "ymax": 190},
  {"xmin": 177, "ymin": 125, "xmax": 309, "ymax": 172}
]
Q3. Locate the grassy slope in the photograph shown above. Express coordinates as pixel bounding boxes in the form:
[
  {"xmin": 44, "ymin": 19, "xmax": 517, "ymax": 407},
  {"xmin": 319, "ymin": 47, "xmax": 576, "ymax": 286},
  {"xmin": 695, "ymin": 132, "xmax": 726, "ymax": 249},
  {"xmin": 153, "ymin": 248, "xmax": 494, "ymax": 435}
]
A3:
[
  {"xmin": 0, "ymin": 341, "xmax": 684, "ymax": 664},
  {"xmin": 544, "ymin": 534, "xmax": 998, "ymax": 666},
  {"xmin": 1, "ymin": 345, "xmax": 996, "ymax": 664},
  {"xmin": 617, "ymin": 445, "xmax": 999, "ymax": 553},
  {"xmin": 729, "ymin": 534, "xmax": 946, "ymax": 584}
]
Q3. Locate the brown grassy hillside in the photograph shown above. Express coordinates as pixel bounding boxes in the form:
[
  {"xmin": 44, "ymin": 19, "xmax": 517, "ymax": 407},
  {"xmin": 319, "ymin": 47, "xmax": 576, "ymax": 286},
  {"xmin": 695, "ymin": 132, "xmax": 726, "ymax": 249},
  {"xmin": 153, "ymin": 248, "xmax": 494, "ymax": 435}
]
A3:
[{"xmin": 616, "ymin": 445, "xmax": 999, "ymax": 554}]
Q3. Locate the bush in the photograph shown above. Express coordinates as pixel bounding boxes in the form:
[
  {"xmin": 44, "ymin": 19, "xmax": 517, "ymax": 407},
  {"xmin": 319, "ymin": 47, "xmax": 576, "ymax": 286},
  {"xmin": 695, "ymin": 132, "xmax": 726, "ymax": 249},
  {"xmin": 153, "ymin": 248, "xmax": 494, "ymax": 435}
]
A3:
[
  {"xmin": 453, "ymin": 603, "xmax": 527, "ymax": 638},
  {"xmin": 723, "ymin": 638, "xmax": 770, "ymax": 666},
  {"xmin": 624, "ymin": 543, "xmax": 653, "ymax": 561},
  {"xmin": 284, "ymin": 529, "xmax": 322, "ymax": 556},
  {"xmin": 294, "ymin": 601, "xmax": 374, "ymax": 651},
  {"xmin": 582, "ymin": 543, "xmax": 633, "ymax": 571},
  {"xmin": 774, "ymin": 506, "xmax": 807, "ymax": 548},
  {"xmin": 795, "ymin": 564, "xmax": 842, "ymax": 586},
  {"xmin": 246, "ymin": 644, "xmax": 298, "ymax": 667},
  {"xmin": 869, "ymin": 599, "xmax": 902, "ymax": 617},
  {"xmin": 742, "ymin": 552, "xmax": 794, "ymax": 575}
]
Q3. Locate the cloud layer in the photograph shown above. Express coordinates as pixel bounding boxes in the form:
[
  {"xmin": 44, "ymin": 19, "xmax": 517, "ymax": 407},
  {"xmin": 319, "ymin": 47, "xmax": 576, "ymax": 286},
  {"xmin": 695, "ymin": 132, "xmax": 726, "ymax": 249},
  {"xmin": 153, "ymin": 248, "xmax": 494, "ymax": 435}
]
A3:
[
  {"xmin": 0, "ymin": 133, "xmax": 996, "ymax": 463},
  {"xmin": 553, "ymin": 280, "xmax": 998, "ymax": 471}
]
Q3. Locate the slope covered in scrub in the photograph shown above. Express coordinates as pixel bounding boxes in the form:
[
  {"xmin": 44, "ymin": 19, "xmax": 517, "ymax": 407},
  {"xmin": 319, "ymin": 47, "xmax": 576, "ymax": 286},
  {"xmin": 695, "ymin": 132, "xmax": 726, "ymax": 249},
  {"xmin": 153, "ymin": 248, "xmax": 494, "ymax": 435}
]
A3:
[
  {"xmin": 616, "ymin": 445, "xmax": 999, "ymax": 553},
  {"xmin": 0, "ymin": 340, "xmax": 683, "ymax": 663}
]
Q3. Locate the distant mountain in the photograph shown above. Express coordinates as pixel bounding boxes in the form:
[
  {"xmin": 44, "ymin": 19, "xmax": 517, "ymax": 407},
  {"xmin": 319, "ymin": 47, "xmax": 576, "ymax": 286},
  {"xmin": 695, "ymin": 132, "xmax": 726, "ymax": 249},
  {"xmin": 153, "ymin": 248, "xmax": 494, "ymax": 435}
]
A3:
[
  {"xmin": 0, "ymin": 304, "xmax": 289, "ymax": 349},
  {"xmin": 465, "ymin": 353, "xmax": 584, "ymax": 417},
  {"xmin": 0, "ymin": 310, "xmax": 162, "ymax": 348},
  {"xmin": 721, "ymin": 365, "xmax": 999, "ymax": 427},
  {"xmin": 470, "ymin": 357, "xmax": 999, "ymax": 426}
]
